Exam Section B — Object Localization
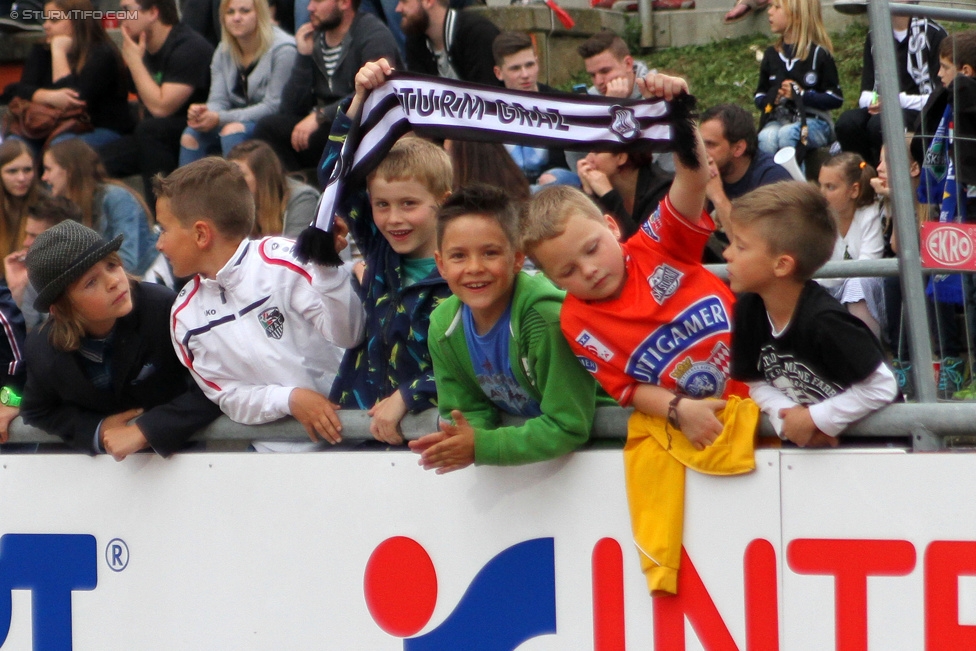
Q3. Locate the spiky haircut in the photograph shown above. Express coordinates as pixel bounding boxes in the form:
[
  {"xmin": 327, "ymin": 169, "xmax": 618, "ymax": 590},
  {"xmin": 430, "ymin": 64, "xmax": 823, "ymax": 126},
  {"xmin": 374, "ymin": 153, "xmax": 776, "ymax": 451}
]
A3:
[
  {"xmin": 729, "ymin": 181, "xmax": 837, "ymax": 280},
  {"xmin": 437, "ymin": 183, "xmax": 521, "ymax": 250}
]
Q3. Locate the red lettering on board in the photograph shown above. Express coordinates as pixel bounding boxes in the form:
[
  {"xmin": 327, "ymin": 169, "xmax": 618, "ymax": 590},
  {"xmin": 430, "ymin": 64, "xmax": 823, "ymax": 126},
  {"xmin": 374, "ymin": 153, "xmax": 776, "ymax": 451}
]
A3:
[
  {"xmin": 788, "ymin": 539, "xmax": 915, "ymax": 651},
  {"xmin": 593, "ymin": 537, "xmax": 626, "ymax": 651},
  {"xmin": 744, "ymin": 539, "xmax": 779, "ymax": 651},
  {"xmin": 653, "ymin": 548, "xmax": 744, "ymax": 651},
  {"xmin": 925, "ymin": 540, "xmax": 976, "ymax": 650}
]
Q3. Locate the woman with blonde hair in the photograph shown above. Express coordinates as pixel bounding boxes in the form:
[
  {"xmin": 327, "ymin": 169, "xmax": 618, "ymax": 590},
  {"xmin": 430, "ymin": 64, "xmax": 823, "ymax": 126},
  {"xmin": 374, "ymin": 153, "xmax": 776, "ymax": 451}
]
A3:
[
  {"xmin": 10, "ymin": 0, "xmax": 133, "ymax": 148},
  {"xmin": 0, "ymin": 140, "xmax": 45, "ymax": 262},
  {"xmin": 754, "ymin": 0, "xmax": 842, "ymax": 156},
  {"xmin": 42, "ymin": 139, "xmax": 158, "ymax": 276},
  {"xmin": 179, "ymin": 0, "xmax": 297, "ymax": 164}
]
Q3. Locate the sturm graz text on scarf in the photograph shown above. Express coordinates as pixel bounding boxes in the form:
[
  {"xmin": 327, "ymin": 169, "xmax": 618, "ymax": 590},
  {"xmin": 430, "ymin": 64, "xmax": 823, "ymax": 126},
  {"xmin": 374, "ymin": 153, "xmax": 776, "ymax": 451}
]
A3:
[{"xmin": 297, "ymin": 72, "xmax": 697, "ymax": 265}]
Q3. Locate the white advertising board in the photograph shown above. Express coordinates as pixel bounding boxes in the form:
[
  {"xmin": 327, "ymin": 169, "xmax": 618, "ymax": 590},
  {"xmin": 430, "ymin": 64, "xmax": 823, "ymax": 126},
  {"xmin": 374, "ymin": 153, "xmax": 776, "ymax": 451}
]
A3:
[{"xmin": 1, "ymin": 448, "xmax": 976, "ymax": 650}]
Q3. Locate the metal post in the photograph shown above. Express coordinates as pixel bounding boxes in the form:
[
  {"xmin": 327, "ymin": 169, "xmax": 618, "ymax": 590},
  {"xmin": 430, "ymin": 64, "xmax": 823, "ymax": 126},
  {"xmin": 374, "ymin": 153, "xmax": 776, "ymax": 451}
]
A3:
[
  {"xmin": 639, "ymin": 0, "xmax": 653, "ymax": 49},
  {"xmin": 889, "ymin": 3, "xmax": 976, "ymax": 24},
  {"xmin": 868, "ymin": 0, "xmax": 940, "ymax": 449}
]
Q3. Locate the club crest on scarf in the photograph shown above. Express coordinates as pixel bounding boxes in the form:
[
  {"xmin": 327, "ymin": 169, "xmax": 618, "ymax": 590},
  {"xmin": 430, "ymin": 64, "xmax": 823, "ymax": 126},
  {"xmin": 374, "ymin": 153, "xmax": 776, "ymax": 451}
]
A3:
[{"xmin": 609, "ymin": 106, "xmax": 640, "ymax": 142}]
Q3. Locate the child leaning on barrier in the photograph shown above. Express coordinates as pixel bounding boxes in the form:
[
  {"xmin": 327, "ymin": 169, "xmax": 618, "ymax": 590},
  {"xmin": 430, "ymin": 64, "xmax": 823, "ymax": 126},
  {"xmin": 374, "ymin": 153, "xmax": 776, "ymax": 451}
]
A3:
[
  {"xmin": 725, "ymin": 181, "xmax": 898, "ymax": 446},
  {"xmin": 319, "ymin": 58, "xmax": 453, "ymax": 446},
  {"xmin": 20, "ymin": 220, "xmax": 222, "ymax": 459},
  {"xmin": 156, "ymin": 158, "xmax": 365, "ymax": 452},
  {"xmin": 409, "ymin": 184, "xmax": 612, "ymax": 473},
  {"xmin": 522, "ymin": 73, "xmax": 759, "ymax": 597}
]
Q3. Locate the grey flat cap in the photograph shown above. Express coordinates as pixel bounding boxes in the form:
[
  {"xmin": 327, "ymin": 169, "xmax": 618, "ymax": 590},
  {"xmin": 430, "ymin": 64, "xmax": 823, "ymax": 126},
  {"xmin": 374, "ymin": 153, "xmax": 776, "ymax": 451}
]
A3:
[{"xmin": 26, "ymin": 220, "xmax": 124, "ymax": 312}]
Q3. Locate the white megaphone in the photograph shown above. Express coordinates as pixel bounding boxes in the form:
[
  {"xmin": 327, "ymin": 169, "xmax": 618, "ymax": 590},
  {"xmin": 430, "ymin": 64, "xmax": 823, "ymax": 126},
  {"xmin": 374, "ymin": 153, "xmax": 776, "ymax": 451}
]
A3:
[{"xmin": 774, "ymin": 146, "xmax": 806, "ymax": 182}]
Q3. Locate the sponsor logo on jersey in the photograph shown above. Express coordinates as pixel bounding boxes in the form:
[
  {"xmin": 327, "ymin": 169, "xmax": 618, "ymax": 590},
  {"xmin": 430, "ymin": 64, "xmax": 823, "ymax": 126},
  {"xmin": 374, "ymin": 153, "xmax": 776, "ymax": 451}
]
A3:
[
  {"xmin": 259, "ymin": 307, "xmax": 285, "ymax": 339},
  {"xmin": 648, "ymin": 264, "xmax": 683, "ymax": 305},
  {"xmin": 575, "ymin": 330, "xmax": 613, "ymax": 362},
  {"xmin": 641, "ymin": 207, "xmax": 663, "ymax": 242},
  {"xmin": 803, "ymin": 71, "xmax": 818, "ymax": 87},
  {"xmin": 577, "ymin": 356, "xmax": 598, "ymax": 373},
  {"xmin": 669, "ymin": 345, "xmax": 729, "ymax": 399},
  {"xmin": 625, "ymin": 296, "xmax": 730, "ymax": 385}
]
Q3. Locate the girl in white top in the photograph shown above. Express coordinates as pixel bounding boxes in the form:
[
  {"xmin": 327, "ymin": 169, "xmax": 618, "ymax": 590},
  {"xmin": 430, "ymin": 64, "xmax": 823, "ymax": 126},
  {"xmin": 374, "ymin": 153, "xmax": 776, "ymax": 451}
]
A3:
[{"xmin": 818, "ymin": 151, "xmax": 885, "ymax": 337}]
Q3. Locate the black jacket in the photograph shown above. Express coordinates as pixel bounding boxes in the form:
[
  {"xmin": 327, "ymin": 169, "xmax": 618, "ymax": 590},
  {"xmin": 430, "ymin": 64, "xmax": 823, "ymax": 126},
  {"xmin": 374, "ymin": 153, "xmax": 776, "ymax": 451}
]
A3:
[
  {"xmin": 404, "ymin": 8, "xmax": 500, "ymax": 86},
  {"xmin": 595, "ymin": 162, "xmax": 675, "ymax": 241},
  {"xmin": 21, "ymin": 282, "xmax": 221, "ymax": 456},
  {"xmin": 279, "ymin": 12, "xmax": 403, "ymax": 123}
]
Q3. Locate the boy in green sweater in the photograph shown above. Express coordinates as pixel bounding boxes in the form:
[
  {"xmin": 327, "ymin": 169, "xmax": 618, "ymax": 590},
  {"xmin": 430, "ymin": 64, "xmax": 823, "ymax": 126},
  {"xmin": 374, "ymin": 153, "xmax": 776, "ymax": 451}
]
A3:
[{"xmin": 409, "ymin": 184, "xmax": 610, "ymax": 473}]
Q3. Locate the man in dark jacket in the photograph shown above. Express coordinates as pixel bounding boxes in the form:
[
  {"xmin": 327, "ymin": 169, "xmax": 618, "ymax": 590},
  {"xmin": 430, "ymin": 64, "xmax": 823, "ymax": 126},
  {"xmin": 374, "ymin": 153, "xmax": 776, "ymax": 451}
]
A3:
[
  {"xmin": 397, "ymin": 0, "xmax": 499, "ymax": 85},
  {"xmin": 253, "ymin": 0, "xmax": 402, "ymax": 171}
]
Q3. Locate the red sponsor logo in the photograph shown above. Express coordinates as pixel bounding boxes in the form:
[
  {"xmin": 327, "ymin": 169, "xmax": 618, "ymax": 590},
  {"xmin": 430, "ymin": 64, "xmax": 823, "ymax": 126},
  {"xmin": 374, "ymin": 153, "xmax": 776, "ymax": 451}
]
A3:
[{"xmin": 921, "ymin": 223, "xmax": 976, "ymax": 269}]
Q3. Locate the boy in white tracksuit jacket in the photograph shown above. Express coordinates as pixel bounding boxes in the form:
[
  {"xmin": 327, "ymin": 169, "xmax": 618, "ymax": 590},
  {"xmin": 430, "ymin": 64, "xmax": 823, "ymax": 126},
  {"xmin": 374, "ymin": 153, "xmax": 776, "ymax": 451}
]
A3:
[{"xmin": 155, "ymin": 159, "xmax": 365, "ymax": 450}]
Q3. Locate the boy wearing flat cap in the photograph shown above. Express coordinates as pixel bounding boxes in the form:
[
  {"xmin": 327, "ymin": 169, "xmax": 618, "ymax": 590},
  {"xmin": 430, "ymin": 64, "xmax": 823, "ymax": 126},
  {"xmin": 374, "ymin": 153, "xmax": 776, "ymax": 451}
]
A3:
[{"xmin": 19, "ymin": 220, "xmax": 221, "ymax": 459}]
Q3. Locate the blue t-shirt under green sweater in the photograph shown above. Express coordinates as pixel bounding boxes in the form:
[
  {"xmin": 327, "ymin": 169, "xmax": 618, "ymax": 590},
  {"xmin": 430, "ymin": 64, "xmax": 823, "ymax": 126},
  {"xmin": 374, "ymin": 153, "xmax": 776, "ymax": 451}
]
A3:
[{"xmin": 461, "ymin": 304, "xmax": 542, "ymax": 418}]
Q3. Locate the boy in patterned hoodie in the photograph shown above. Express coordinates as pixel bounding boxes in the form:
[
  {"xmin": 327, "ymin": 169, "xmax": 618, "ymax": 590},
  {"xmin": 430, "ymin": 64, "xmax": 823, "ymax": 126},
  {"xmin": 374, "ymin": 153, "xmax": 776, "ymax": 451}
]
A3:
[{"xmin": 319, "ymin": 63, "xmax": 453, "ymax": 445}]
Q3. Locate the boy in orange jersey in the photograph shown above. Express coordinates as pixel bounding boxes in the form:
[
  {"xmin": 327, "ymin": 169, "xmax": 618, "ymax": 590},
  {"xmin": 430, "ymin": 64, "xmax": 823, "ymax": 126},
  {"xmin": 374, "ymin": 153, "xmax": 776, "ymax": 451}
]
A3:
[{"xmin": 523, "ymin": 73, "xmax": 758, "ymax": 597}]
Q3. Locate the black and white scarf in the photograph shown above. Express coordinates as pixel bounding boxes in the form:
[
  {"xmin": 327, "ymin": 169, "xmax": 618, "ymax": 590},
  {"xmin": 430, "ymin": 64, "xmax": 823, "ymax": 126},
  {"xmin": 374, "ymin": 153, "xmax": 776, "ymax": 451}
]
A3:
[
  {"xmin": 907, "ymin": 17, "xmax": 935, "ymax": 96},
  {"xmin": 297, "ymin": 72, "xmax": 698, "ymax": 265}
]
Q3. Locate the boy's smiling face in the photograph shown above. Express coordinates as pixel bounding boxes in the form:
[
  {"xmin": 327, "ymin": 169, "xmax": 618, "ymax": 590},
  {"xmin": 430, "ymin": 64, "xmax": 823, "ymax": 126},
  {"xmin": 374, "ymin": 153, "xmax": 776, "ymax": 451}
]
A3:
[
  {"xmin": 531, "ymin": 212, "xmax": 626, "ymax": 302},
  {"xmin": 435, "ymin": 215, "xmax": 524, "ymax": 334},
  {"xmin": 369, "ymin": 176, "xmax": 442, "ymax": 260}
]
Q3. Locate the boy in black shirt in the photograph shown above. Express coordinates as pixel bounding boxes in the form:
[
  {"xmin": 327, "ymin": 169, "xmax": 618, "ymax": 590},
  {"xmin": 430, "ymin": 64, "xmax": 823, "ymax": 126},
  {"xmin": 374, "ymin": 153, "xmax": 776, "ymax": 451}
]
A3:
[{"xmin": 725, "ymin": 181, "xmax": 898, "ymax": 446}]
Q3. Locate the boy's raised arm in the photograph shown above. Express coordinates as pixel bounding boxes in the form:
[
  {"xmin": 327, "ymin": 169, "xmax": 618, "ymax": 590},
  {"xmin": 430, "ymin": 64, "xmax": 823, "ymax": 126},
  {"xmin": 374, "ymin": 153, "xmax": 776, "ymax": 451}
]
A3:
[
  {"xmin": 346, "ymin": 58, "xmax": 397, "ymax": 122},
  {"xmin": 636, "ymin": 73, "xmax": 710, "ymax": 224}
]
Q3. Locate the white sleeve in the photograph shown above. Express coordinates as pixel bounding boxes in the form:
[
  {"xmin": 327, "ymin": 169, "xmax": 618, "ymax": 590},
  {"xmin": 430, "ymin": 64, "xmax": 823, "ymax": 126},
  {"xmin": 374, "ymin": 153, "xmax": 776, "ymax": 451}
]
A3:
[
  {"xmin": 170, "ymin": 298, "xmax": 296, "ymax": 425},
  {"xmin": 747, "ymin": 380, "xmax": 799, "ymax": 438},
  {"xmin": 808, "ymin": 362, "xmax": 898, "ymax": 437},
  {"xmin": 858, "ymin": 90, "xmax": 875, "ymax": 109},
  {"xmin": 857, "ymin": 206, "xmax": 885, "ymax": 261},
  {"xmin": 214, "ymin": 384, "xmax": 295, "ymax": 425},
  {"xmin": 293, "ymin": 262, "xmax": 366, "ymax": 350},
  {"xmin": 899, "ymin": 92, "xmax": 928, "ymax": 112}
]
